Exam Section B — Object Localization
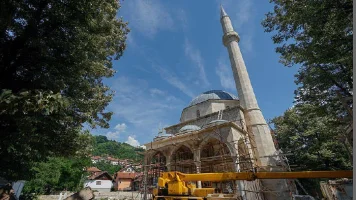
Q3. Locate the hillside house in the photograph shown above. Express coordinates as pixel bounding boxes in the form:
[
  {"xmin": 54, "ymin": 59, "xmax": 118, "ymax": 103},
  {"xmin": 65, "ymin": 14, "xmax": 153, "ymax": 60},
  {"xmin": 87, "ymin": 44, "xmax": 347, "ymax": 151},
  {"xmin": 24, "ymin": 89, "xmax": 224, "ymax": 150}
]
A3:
[
  {"xmin": 107, "ymin": 157, "xmax": 119, "ymax": 165},
  {"xmin": 90, "ymin": 156, "xmax": 102, "ymax": 164},
  {"xmin": 120, "ymin": 166, "xmax": 136, "ymax": 173},
  {"xmin": 83, "ymin": 171, "xmax": 113, "ymax": 192},
  {"xmin": 86, "ymin": 167, "xmax": 101, "ymax": 174},
  {"xmin": 114, "ymin": 172, "xmax": 137, "ymax": 191}
]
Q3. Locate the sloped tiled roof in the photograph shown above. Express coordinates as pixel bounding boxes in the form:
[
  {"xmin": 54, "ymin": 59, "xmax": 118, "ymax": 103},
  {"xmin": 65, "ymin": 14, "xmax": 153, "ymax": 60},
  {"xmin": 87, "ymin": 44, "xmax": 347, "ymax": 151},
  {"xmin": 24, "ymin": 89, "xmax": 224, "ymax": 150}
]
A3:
[
  {"xmin": 88, "ymin": 171, "xmax": 113, "ymax": 180},
  {"xmin": 115, "ymin": 172, "xmax": 137, "ymax": 182},
  {"xmin": 86, "ymin": 167, "xmax": 101, "ymax": 172}
]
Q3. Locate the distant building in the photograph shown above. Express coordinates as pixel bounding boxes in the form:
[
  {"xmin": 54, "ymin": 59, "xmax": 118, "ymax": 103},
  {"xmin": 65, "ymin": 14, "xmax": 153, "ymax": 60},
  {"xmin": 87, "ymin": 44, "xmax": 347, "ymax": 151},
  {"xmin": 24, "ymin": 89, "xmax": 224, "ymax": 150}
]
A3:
[
  {"xmin": 107, "ymin": 157, "xmax": 119, "ymax": 166},
  {"xmin": 320, "ymin": 179, "xmax": 353, "ymax": 200},
  {"xmin": 114, "ymin": 172, "xmax": 137, "ymax": 191},
  {"xmin": 120, "ymin": 166, "xmax": 136, "ymax": 173},
  {"xmin": 91, "ymin": 156, "xmax": 122, "ymax": 165},
  {"xmin": 83, "ymin": 171, "xmax": 113, "ymax": 192},
  {"xmin": 86, "ymin": 167, "xmax": 101, "ymax": 174},
  {"xmin": 90, "ymin": 156, "xmax": 101, "ymax": 164}
]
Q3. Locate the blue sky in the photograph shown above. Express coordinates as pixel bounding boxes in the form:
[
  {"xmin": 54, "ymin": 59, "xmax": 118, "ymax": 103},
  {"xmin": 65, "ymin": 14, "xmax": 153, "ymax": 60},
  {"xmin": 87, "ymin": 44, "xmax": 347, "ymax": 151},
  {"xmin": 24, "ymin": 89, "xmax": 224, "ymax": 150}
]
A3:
[{"xmin": 90, "ymin": 0, "xmax": 299, "ymax": 147}]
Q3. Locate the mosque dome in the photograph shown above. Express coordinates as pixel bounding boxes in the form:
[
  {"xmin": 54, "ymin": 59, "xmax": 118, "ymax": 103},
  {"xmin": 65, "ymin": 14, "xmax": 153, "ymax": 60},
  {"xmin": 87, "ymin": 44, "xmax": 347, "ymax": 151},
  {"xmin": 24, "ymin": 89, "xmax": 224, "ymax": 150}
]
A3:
[
  {"xmin": 179, "ymin": 125, "xmax": 201, "ymax": 133},
  {"xmin": 188, "ymin": 90, "xmax": 238, "ymax": 107}
]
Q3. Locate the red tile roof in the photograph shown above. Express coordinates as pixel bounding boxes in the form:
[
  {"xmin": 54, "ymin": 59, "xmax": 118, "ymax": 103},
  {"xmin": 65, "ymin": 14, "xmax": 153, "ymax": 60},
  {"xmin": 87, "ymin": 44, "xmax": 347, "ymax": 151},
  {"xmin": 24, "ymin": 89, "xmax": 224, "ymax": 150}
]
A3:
[
  {"xmin": 115, "ymin": 172, "xmax": 137, "ymax": 180},
  {"xmin": 88, "ymin": 171, "xmax": 113, "ymax": 180},
  {"xmin": 86, "ymin": 167, "xmax": 101, "ymax": 172}
]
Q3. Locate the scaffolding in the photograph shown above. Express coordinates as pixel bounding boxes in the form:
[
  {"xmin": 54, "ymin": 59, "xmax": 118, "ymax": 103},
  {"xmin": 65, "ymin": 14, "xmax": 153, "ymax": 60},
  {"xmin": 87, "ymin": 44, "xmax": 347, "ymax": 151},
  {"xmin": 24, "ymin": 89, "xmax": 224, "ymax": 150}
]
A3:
[{"xmin": 140, "ymin": 110, "xmax": 302, "ymax": 200}]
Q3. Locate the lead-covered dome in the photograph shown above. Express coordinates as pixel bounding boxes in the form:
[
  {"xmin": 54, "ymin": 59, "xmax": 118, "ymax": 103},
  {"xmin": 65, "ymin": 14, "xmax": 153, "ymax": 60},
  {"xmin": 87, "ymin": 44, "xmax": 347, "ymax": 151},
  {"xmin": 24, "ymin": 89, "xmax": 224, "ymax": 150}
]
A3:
[{"xmin": 188, "ymin": 90, "xmax": 238, "ymax": 107}]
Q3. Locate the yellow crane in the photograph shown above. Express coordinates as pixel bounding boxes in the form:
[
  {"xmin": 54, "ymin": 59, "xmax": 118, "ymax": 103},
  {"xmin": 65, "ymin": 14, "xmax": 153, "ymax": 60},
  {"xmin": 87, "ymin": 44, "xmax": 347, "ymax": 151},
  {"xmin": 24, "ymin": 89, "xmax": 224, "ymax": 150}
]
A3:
[{"xmin": 152, "ymin": 170, "xmax": 353, "ymax": 200}]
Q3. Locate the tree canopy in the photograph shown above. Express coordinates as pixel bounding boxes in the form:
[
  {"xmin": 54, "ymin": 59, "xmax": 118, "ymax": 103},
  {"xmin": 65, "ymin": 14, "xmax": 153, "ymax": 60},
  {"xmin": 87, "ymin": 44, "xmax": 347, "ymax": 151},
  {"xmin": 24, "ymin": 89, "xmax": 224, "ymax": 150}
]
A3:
[
  {"xmin": 262, "ymin": 0, "xmax": 352, "ymax": 123},
  {"xmin": 92, "ymin": 135, "xmax": 145, "ymax": 162},
  {"xmin": 263, "ymin": 0, "xmax": 352, "ymax": 197},
  {"xmin": 0, "ymin": 0, "xmax": 129, "ymax": 180},
  {"xmin": 273, "ymin": 104, "xmax": 352, "ymax": 171},
  {"xmin": 272, "ymin": 104, "xmax": 352, "ymax": 195},
  {"xmin": 22, "ymin": 157, "xmax": 91, "ymax": 195}
]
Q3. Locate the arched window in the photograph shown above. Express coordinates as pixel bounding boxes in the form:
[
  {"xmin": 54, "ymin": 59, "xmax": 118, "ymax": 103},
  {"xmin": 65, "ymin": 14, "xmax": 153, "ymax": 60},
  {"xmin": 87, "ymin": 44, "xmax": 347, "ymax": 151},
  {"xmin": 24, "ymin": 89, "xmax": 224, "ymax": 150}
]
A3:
[{"xmin": 196, "ymin": 110, "xmax": 200, "ymax": 118}]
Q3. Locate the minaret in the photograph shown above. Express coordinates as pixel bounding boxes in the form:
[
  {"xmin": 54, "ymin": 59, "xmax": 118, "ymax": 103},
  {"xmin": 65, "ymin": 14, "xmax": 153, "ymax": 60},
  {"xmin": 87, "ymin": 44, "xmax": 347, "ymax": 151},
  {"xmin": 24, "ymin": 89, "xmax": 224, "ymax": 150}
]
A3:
[
  {"xmin": 220, "ymin": 6, "xmax": 291, "ymax": 199},
  {"xmin": 220, "ymin": 5, "xmax": 276, "ymax": 167}
]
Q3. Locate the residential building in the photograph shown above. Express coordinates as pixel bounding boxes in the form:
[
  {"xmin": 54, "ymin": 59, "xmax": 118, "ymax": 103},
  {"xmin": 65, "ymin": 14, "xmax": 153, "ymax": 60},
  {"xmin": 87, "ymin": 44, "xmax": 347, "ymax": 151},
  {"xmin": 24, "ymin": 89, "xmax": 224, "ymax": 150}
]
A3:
[
  {"xmin": 83, "ymin": 171, "xmax": 113, "ymax": 192},
  {"xmin": 114, "ymin": 172, "xmax": 137, "ymax": 191}
]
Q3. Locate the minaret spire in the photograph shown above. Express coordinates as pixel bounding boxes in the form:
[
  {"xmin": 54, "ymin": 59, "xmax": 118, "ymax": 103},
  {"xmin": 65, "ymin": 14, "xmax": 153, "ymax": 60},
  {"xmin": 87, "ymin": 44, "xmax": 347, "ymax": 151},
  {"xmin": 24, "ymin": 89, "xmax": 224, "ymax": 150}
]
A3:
[
  {"xmin": 220, "ymin": 7, "xmax": 290, "ymax": 200},
  {"xmin": 220, "ymin": 5, "xmax": 227, "ymax": 18}
]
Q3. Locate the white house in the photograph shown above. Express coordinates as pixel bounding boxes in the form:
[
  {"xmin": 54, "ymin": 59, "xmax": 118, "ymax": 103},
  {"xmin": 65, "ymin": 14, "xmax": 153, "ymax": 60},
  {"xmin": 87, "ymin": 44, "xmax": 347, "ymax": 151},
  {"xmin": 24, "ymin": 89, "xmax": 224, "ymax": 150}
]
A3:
[
  {"xmin": 83, "ymin": 171, "xmax": 113, "ymax": 192},
  {"xmin": 90, "ymin": 156, "xmax": 101, "ymax": 164},
  {"xmin": 120, "ymin": 166, "xmax": 136, "ymax": 173},
  {"xmin": 107, "ymin": 157, "xmax": 119, "ymax": 166}
]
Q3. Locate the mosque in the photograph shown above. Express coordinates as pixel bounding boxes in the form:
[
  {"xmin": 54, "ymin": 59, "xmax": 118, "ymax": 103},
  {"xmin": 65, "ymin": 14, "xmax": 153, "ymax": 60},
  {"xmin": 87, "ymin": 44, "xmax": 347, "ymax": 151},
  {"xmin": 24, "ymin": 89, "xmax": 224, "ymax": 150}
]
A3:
[{"xmin": 143, "ymin": 6, "xmax": 294, "ymax": 200}]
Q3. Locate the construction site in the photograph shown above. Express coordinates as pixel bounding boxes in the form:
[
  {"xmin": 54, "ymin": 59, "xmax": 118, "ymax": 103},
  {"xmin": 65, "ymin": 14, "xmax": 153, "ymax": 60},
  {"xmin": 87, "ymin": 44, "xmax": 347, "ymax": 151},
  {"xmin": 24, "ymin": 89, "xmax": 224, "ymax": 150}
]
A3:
[
  {"xmin": 140, "ymin": 91, "xmax": 295, "ymax": 199},
  {"xmin": 136, "ymin": 5, "xmax": 353, "ymax": 200}
]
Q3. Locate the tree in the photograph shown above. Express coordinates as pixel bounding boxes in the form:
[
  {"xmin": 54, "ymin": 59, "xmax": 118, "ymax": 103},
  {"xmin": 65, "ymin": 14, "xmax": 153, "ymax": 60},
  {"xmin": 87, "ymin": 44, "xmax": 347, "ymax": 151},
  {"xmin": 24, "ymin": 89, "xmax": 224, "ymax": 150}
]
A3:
[
  {"xmin": 22, "ymin": 157, "xmax": 91, "ymax": 195},
  {"xmin": 272, "ymin": 104, "xmax": 352, "ymax": 196},
  {"xmin": 262, "ymin": 0, "xmax": 352, "ymax": 125},
  {"xmin": 0, "ymin": 0, "xmax": 129, "ymax": 180}
]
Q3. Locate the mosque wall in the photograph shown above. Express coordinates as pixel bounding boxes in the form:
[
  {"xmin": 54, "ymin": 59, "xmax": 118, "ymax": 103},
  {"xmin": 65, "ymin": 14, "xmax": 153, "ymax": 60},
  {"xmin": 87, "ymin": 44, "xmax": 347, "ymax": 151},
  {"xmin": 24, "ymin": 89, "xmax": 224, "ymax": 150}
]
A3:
[
  {"xmin": 165, "ymin": 106, "xmax": 245, "ymax": 135},
  {"xmin": 210, "ymin": 101, "xmax": 239, "ymax": 113},
  {"xmin": 180, "ymin": 101, "xmax": 213, "ymax": 122}
]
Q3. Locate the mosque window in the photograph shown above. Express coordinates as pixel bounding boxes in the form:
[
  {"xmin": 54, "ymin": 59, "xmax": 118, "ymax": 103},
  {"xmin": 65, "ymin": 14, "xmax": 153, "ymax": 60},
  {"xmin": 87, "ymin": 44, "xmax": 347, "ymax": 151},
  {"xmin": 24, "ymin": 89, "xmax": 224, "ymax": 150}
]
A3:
[{"xmin": 196, "ymin": 110, "xmax": 200, "ymax": 118}]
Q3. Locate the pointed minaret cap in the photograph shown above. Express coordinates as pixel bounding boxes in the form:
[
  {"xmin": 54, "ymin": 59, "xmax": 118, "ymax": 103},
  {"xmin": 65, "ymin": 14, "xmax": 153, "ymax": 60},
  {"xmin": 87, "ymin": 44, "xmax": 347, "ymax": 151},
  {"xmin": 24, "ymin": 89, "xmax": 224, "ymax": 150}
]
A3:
[{"xmin": 220, "ymin": 4, "xmax": 228, "ymax": 18}]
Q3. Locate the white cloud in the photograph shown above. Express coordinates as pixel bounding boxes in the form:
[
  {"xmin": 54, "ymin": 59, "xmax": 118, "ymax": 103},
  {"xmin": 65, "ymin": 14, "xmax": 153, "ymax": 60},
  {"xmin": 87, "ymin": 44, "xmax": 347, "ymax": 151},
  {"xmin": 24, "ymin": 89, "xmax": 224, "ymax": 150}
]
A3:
[
  {"xmin": 106, "ymin": 123, "xmax": 127, "ymax": 141},
  {"xmin": 125, "ymin": 136, "xmax": 140, "ymax": 147},
  {"xmin": 126, "ymin": 33, "xmax": 135, "ymax": 47},
  {"xmin": 106, "ymin": 131, "xmax": 120, "ymax": 141},
  {"xmin": 152, "ymin": 64, "xmax": 195, "ymax": 98},
  {"xmin": 109, "ymin": 76, "xmax": 184, "ymax": 135},
  {"xmin": 228, "ymin": 0, "xmax": 253, "ymax": 29},
  {"xmin": 216, "ymin": 58, "xmax": 235, "ymax": 90},
  {"xmin": 240, "ymin": 35, "xmax": 253, "ymax": 53},
  {"xmin": 150, "ymin": 88, "xmax": 165, "ymax": 97},
  {"xmin": 114, "ymin": 123, "xmax": 127, "ymax": 132},
  {"xmin": 184, "ymin": 39, "xmax": 209, "ymax": 87},
  {"xmin": 124, "ymin": 0, "xmax": 173, "ymax": 38},
  {"xmin": 176, "ymin": 9, "xmax": 188, "ymax": 32}
]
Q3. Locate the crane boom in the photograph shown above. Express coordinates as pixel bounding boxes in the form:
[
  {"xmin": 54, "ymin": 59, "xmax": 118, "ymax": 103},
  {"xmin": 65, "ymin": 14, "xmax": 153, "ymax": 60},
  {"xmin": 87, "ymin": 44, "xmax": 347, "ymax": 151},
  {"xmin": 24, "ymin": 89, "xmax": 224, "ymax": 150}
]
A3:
[
  {"xmin": 154, "ymin": 171, "xmax": 352, "ymax": 199},
  {"xmin": 159, "ymin": 171, "xmax": 352, "ymax": 184}
]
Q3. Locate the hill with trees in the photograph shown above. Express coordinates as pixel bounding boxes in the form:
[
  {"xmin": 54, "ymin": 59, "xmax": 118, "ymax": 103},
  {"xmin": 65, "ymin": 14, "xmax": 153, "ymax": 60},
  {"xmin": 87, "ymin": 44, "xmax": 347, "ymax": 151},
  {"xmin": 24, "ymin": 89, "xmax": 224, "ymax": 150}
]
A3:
[{"xmin": 92, "ymin": 135, "xmax": 145, "ymax": 161}]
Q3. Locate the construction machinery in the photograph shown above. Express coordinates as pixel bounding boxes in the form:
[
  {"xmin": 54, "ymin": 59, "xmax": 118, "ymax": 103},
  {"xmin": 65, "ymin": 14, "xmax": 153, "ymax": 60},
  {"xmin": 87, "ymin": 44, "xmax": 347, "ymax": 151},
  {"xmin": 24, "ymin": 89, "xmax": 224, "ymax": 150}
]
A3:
[{"xmin": 152, "ymin": 171, "xmax": 353, "ymax": 200}]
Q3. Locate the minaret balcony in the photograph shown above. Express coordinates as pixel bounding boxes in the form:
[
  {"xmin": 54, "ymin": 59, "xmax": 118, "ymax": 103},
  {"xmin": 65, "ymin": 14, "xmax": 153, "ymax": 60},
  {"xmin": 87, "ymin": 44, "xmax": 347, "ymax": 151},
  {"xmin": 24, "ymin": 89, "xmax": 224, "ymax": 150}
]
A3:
[{"xmin": 223, "ymin": 31, "xmax": 240, "ymax": 46}]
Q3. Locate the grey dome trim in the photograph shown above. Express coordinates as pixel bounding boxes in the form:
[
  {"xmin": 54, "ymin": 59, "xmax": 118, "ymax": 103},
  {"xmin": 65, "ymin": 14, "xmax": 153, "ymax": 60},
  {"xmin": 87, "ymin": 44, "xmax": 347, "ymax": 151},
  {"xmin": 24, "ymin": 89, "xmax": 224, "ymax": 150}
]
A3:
[
  {"xmin": 209, "ymin": 119, "xmax": 229, "ymax": 124},
  {"xmin": 188, "ymin": 90, "xmax": 238, "ymax": 107},
  {"xmin": 179, "ymin": 125, "xmax": 201, "ymax": 132},
  {"xmin": 153, "ymin": 133, "xmax": 173, "ymax": 141}
]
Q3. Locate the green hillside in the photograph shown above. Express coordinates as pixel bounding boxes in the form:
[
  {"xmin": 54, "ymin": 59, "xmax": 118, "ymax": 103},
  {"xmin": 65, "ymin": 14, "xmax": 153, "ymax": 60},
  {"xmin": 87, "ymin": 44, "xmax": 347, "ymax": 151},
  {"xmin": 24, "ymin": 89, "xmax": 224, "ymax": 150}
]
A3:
[{"xmin": 92, "ymin": 135, "xmax": 145, "ymax": 161}]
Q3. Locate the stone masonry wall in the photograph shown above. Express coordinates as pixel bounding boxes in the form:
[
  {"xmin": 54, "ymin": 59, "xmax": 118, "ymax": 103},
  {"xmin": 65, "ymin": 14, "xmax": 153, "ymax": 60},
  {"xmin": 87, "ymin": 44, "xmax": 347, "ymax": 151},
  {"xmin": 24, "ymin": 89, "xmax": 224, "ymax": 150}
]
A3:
[
  {"xmin": 39, "ymin": 191, "xmax": 142, "ymax": 200},
  {"xmin": 165, "ymin": 106, "xmax": 244, "ymax": 135}
]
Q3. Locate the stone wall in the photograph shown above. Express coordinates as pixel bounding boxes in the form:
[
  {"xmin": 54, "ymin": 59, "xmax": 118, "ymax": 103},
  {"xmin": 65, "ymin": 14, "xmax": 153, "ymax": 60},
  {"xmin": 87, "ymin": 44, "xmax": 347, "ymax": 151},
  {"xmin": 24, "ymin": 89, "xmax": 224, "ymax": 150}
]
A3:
[
  {"xmin": 166, "ymin": 106, "xmax": 244, "ymax": 135},
  {"xmin": 38, "ymin": 192, "xmax": 142, "ymax": 200}
]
